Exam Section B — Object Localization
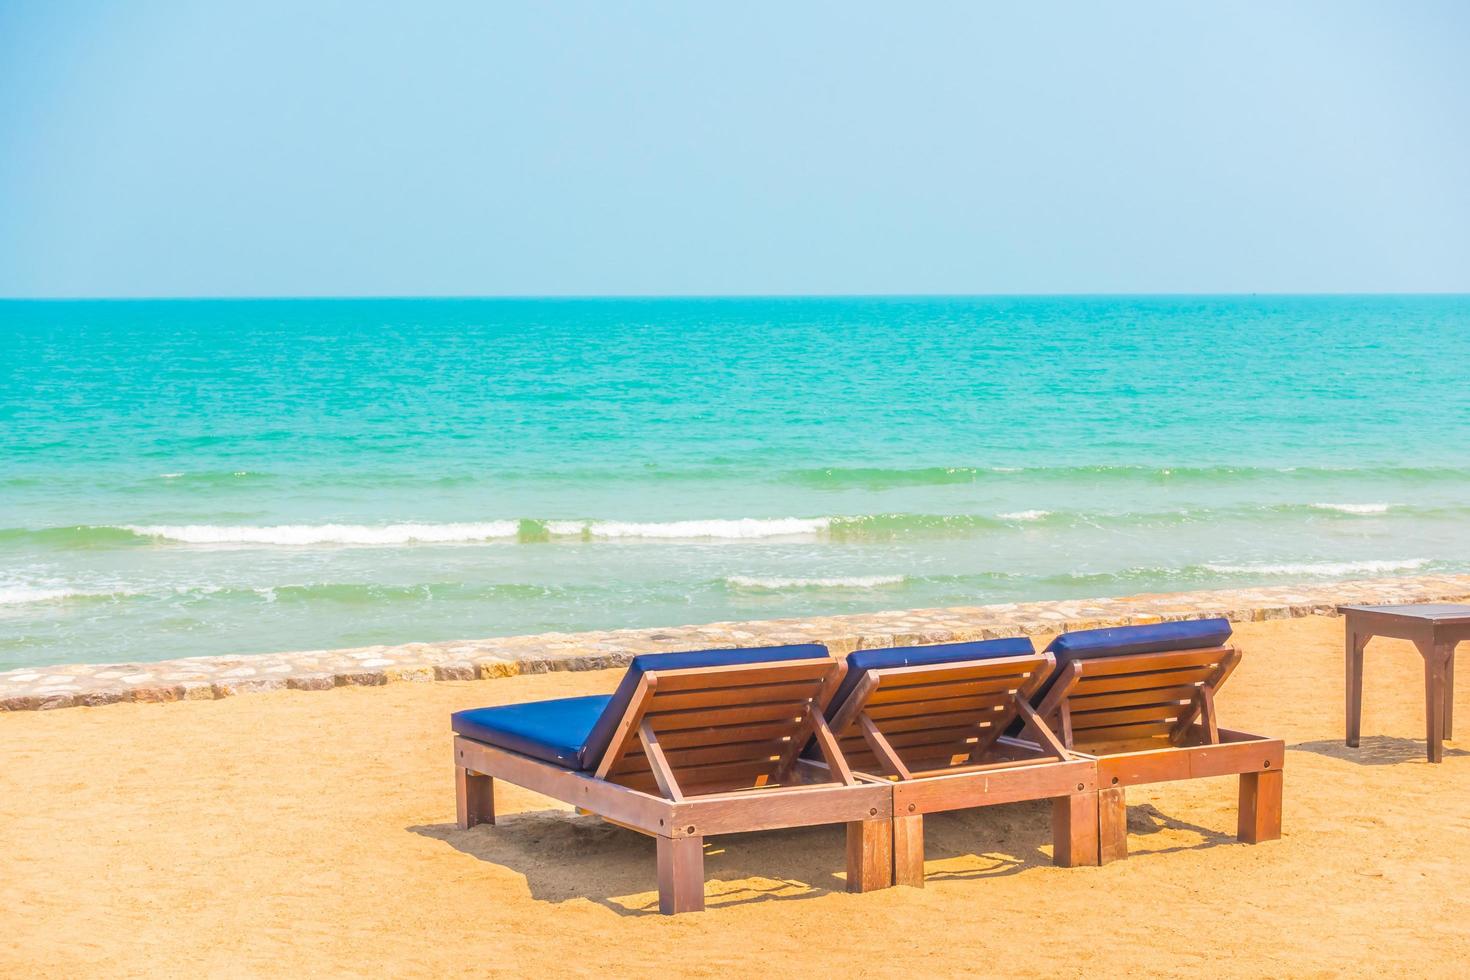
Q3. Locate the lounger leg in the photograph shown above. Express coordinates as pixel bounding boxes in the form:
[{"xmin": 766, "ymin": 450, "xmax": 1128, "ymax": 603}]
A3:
[
  {"xmin": 1098, "ymin": 787, "xmax": 1128, "ymax": 864},
  {"xmin": 846, "ymin": 819, "xmax": 893, "ymax": 893},
  {"xmin": 1238, "ymin": 769, "xmax": 1283, "ymax": 843},
  {"xmin": 1052, "ymin": 793, "xmax": 1100, "ymax": 867},
  {"xmin": 892, "ymin": 814, "xmax": 925, "ymax": 888},
  {"xmin": 455, "ymin": 767, "xmax": 494, "ymax": 829},
  {"xmin": 656, "ymin": 835, "xmax": 705, "ymax": 914}
]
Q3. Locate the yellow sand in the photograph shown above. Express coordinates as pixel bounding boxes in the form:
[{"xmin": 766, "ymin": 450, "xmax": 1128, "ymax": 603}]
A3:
[{"xmin": 4, "ymin": 616, "xmax": 1469, "ymax": 978}]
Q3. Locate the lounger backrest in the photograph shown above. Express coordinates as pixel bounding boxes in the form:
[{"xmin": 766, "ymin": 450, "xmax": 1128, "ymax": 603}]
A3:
[
  {"xmin": 1034, "ymin": 618, "xmax": 1234, "ymax": 702},
  {"xmin": 826, "ymin": 641, "xmax": 1060, "ymax": 777},
  {"xmin": 591, "ymin": 646, "xmax": 845, "ymax": 798},
  {"xmin": 1035, "ymin": 640, "xmax": 1241, "ymax": 753},
  {"xmin": 582, "ymin": 643, "xmax": 828, "ymax": 767}
]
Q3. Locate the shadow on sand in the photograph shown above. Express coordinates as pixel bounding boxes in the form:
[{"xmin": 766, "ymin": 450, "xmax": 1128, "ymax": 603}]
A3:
[
  {"xmin": 1289, "ymin": 734, "xmax": 1469, "ymax": 766},
  {"xmin": 410, "ymin": 796, "xmax": 1240, "ymax": 914}
]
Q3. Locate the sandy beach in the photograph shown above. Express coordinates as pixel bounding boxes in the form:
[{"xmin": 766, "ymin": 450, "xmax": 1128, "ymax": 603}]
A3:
[{"xmin": 4, "ymin": 613, "xmax": 1467, "ymax": 978}]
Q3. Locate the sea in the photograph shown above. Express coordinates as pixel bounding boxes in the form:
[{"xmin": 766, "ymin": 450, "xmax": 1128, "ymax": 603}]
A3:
[{"xmin": 2, "ymin": 295, "xmax": 1468, "ymax": 670}]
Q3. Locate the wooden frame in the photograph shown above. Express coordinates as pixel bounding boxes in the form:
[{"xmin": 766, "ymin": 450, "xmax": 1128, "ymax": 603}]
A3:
[
  {"xmin": 1034, "ymin": 645, "xmax": 1283, "ymax": 863},
  {"xmin": 822, "ymin": 651, "xmax": 1100, "ymax": 886},
  {"xmin": 453, "ymin": 656, "xmax": 892, "ymax": 914}
]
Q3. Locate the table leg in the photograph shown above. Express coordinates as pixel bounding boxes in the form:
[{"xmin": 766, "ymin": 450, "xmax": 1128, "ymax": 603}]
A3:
[
  {"xmin": 1422, "ymin": 644, "xmax": 1447, "ymax": 764},
  {"xmin": 1345, "ymin": 625, "xmax": 1366, "ymax": 748},
  {"xmin": 1445, "ymin": 647, "xmax": 1455, "ymax": 740}
]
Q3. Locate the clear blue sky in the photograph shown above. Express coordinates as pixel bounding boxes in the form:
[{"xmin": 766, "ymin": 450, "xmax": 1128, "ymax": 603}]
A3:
[{"xmin": 2, "ymin": 1, "xmax": 1467, "ymax": 297}]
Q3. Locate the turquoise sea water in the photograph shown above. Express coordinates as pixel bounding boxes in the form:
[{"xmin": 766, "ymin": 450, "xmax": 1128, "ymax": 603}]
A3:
[{"xmin": 2, "ymin": 295, "xmax": 1469, "ymax": 670}]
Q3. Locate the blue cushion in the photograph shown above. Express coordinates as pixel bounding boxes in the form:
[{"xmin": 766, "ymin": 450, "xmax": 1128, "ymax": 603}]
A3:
[
  {"xmin": 452, "ymin": 695, "xmax": 612, "ymax": 768},
  {"xmin": 828, "ymin": 636, "xmax": 1036, "ymax": 717},
  {"xmin": 454, "ymin": 643, "xmax": 830, "ymax": 771},
  {"xmin": 1044, "ymin": 617, "xmax": 1233, "ymax": 660}
]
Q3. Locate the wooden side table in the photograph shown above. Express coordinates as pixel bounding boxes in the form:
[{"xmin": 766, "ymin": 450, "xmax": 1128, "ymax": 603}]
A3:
[{"xmin": 1339, "ymin": 603, "xmax": 1470, "ymax": 763}]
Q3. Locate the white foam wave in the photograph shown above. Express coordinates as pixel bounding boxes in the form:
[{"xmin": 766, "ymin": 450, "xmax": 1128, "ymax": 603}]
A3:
[
  {"xmin": 124, "ymin": 522, "xmax": 521, "ymax": 546},
  {"xmin": 1203, "ymin": 558, "xmax": 1429, "ymax": 576},
  {"xmin": 724, "ymin": 574, "xmax": 905, "ymax": 590},
  {"xmin": 568, "ymin": 518, "xmax": 833, "ymax": 540},
  {"xmin": 543, "ymin": 520, "xmax": 590, "ymax": 536},
  {"xmin": 998, "ymin": 510, "xmax": 1050, "ymax": 522},
  {"xmin": 1310, "ymin": 502, "xmax": 1393, "ymax": 515},
  {"xmin": 0, "ymin": 585, "xmax": 79, "ymax": 605}
]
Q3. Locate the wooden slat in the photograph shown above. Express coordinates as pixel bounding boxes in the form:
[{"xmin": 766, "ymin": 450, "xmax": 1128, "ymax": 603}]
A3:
[
  {"xmin": 1072, "ymin": 665, "xmax": 1218, "ymax": 696},
  {"xmin": 670, "ymin": 757, "xmax": 783, "ymax": 786},
  {"xmin": 841, "ymin": 737, "xmax": 982, "ymax": 768},
  {"xmin": 861, "ymin": 691, "xmax": 1016, "ymax": 720},
  {"xmin": 1072, "ymin": 719, "xmax": 1177, "ymax": 742},
  {"xmin": 643, "ymin": 680, "xmax": 824, "ymax": 713},
  {"xmin": 1071, "ymin": 704, "xmax": 1187, "ymax": 730},
  {"xmin": 1067, "ymin": 647, "xmax": 1230, "ymax": 677},
  {"xmin": 611, "ymin": 738, "xmax": 790, "ymax": 775},
  {"xmin": 646, "ymin": 660, "xmax": 835, "ymax": 693},
  {"xmin": 842, "ymin": 725, "xmax": 984, "ymax": 750},
  {"xmin": 865, "ymin": 673, "xmax": 1035, "ymax": 705},
  {"xmin": 863, "ymin": 658, "xmax": 1044, "ymax": 689},
  {"xmin": 608, "ymin": 770, "xmax": 661, "ymax": 795},
  {"xmin": 898, "ymin": 755, "xmax": 1055, "ymax": 777},
  {"xmin": 654, "ymin": 720, "xmax": 805, "ymax": 749},
  {"xmin": 646, "ymin": 701, "xmax": 808, "ymax": 731},
  {"xmin": 1067, "ymin": 684, "xmax": 1201, "ymax": 712},
  {"xmin": 866, "ymin": 710, "xmax": 999, "ymax": 735},
  {"xmin": 1074, "ymin": 735, "xmax": 1173, "ymax": 756}
]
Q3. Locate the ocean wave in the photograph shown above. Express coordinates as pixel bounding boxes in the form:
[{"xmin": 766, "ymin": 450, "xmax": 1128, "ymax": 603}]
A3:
[
  {"xmin": 828, "ymin": 514, "xmax": 1003, "ymax": 536},
  {"xmin": 1, "ymin": 580, "xmax": 612, "ymax": 609},
  {"xmin": 782, "ymin": 463, "xmax": 1470, "ymax": 489},
  {"xmin": 1201, "ymin": 558, "xmax": 1430, "ymax": 576},
  {"xmin": 997, "ymin": 509, "xmax": 1051, "ymax": 522},
  {"xmin": 784, "ymin": 466, "xmax": 988, "ymax": 489},
  {"xmin": 2, "ymin": 500, "xmax": 1464, "ymax": 552},
  {"xmin": 724, "ymin": 575, "xmax": 906, "ymax": 590},
  {"xmin": 0, "ymin": 585, "xmax": 81, "ymax": 606},
  {"xmin": 1308, "ymin": 502, "xmax": 1393, "ymax": 515},
  {"xmin": 235, "ymin": 582, "xmax": 588, "ymax": 603},
  {"xmin": 124, "ymin": 522, "xmax": 522, "ymax": 545},
  {"xmin": 558, "ymin": 517, "xmax": 832, "ymax": 540},
  {"xmin": 0, "ymin": 525, "xmax": 154, "ymax": 549}
]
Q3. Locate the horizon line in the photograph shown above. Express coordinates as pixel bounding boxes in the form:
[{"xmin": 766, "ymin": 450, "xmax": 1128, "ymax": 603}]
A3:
[{"xmin": 4, "ymin": 290, "xmax": 1470, "ymax": 302}]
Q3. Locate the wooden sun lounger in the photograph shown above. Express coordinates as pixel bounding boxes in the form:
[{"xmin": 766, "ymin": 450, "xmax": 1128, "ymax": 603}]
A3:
[
  {"xmin": 1033, "ymin": 643, "xmax": 1284, "ymax": 863},
  {"xmin": 453, "ymin": 652, "xmax": 893, "ymax": 914},
  {"xmin": 822, "ymin": 649, "xmax": 1100, "ymax": 885}
]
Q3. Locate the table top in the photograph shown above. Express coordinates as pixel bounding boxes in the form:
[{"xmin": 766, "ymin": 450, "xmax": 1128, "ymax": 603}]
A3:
[{"xmin": 1337, "ymin": 602, "xmax": 1470, "ymax": 624}]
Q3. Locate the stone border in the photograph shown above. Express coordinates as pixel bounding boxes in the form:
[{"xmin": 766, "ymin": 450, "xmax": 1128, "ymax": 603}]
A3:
[{"xmin": 4, "ymin": 574, "xmax": 1469, "ymax": 711}]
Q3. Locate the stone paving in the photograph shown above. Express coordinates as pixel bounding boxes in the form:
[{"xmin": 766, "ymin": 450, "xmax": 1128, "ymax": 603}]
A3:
[{"xmin": 3, "ymin": 574, "xmax": 1469, "ymax": 712}]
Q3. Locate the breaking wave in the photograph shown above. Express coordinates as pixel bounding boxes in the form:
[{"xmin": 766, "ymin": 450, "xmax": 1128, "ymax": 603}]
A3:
[
  {"xmin": 1201, "ymin": 558, "xmax": 1431, "ymax": 576},
  {"xmin": 123, "ymin": 522, "xmax": 522, "ymax": 545},
  {"xmin": 723, "ymin": 575, "xmax": 906, "ymax": 590}
]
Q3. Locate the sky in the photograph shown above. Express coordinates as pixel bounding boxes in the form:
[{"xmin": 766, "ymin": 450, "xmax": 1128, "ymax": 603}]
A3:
[{"xmin": 1, "ymin": 1, "xmax": 1467, "ymax": 297}]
